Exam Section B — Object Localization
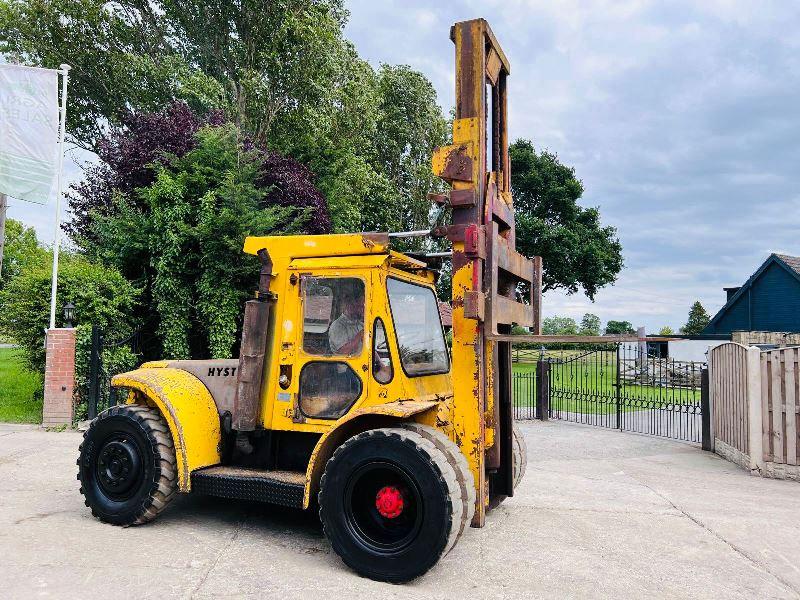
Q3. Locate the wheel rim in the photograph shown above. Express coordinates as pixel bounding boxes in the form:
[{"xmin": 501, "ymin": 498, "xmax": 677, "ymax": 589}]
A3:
[
  {"xmin": 95, "ymin": 434, "xmax": 144, "ymax": 500},
  {"xmin": 343, "ymin": 461, "xmax": 423, "ymax": 554}
]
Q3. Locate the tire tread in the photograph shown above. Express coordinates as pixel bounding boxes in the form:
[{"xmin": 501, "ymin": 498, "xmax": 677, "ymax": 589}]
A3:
[
  {"xmin": 400, "ymin": 423, "xmax": 475, "ymax": 551},
  {"xmin": 77, "ymin": 404, "xmax": 178, "ymax": 526},
  {"xmin": 319, "ymin": 427, "xmax": 461, "ymax": 582}
]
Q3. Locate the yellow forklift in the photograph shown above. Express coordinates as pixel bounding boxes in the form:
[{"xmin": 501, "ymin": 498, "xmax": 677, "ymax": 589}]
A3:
[{"xmin": 78, "ymin": 19, "xmax": 540, "ymax": 582}]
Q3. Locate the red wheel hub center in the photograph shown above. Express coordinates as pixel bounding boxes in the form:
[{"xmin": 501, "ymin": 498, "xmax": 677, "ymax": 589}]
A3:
[{"xmin": 375, "ymin": 485, "xmax": 404, "ymax": 519}]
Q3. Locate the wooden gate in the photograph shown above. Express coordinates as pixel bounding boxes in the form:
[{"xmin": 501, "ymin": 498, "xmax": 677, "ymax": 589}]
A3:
[{"xmin": 709, "ymin": 343, "xmax": 750, "ymax": 458}]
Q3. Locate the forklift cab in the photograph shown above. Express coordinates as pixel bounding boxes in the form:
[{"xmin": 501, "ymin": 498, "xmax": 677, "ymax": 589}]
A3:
[{"xmin": 258, "ymin": 239, "xmax": 453, "ymax": 433}]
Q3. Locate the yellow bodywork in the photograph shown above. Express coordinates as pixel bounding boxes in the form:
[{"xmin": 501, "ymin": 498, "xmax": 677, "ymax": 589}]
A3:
[
  {"xmin": 106, "ymin": 19, "xmax": 521, "ymax": 533},
  {"xmin": 111, "ymin": 233, "xmax": 455, "ymax": 503},
  {"xmin": 111, "ymin": 220, "xmax": 488, "ymax": 519},
  {"xmin": 112, "ymin": 368, "xmax": 221, "ymax": 490},
  {"xmin": 447, "ymin": 114, "xmax": 489, "ymax": 526}
]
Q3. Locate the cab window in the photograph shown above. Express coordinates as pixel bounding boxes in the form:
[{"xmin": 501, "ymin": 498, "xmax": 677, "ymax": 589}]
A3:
[
  {"xmin": 387, "ymin": 278, "xmax": 450, "ymax": 376},
  {"xmin": 299, "ymin": 362, "xmax": 362, "ymax": 419},
  {"xmin": 372, "ymin": 318, "xmax": 393, "ymax": 384},
  {"xmin": 302, "ymin": 277, "xmax": 365, "ymax": 356}
]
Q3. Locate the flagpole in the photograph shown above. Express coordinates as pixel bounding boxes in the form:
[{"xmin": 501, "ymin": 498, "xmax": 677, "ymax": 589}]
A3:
[
  {"xmin": 49, "ymin": 64, "xmax": 70, "ymax": 330},
  {"xmin": 0, "ymin": 193, "xmax": 7, "ymax": 279}
]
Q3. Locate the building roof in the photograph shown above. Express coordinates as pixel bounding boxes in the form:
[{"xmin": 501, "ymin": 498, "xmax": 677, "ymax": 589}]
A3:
[
  {"xmin": 704, "ymin": 253, "xmax": 800, "ymax": 334},
  {"xmin": 775, "ymin": 254, "xmax": 800, "ymax": 277},
  {"xmin": 438, "ymin": 301, "xmax": 452, "ymax": 327}
]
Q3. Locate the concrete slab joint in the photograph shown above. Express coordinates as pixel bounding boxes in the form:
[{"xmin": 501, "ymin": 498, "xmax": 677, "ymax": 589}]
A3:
[{"xmin": 42, "ymin": 328, "xmax": 77, "ymax": 426}]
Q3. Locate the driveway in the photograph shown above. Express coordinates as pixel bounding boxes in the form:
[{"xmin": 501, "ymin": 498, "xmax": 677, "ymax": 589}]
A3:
[{"xmin": 0, "ymin": 420, "xmax": 798, "ymax": 599}]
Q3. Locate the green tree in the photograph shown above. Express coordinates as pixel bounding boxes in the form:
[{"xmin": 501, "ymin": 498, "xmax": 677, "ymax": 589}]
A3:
[
  {"xmin": 543, "ymin": 316, "xmax": 578, "ymax": 336},
  {"xmin": 0, "ymin": 0, "xmax": 349, "ymax": 150},
  {"xmin": 304, "ymin": 64, "xmax": 447, "ymax": 236},
  {"xmin": 0, "ymin": 218, "xmax": 47, "ymax": 288},
  {"xmin": 579, "ymin": 313, "xmax": 601, "ymax": 336},
  {"xmin": 368, "ymin": 65, "xmax": 447, "ymax": 233},
  {"xmin": 659, "ymin": 326, "xmax": 674, "ymax": 336},
  {"xmin": 89, "ymin": 124, "xmax": 303, "ymax": 359},
  {"xmin": 435, "ymin": 259, "xmax": 453, "ymax": 302},
  {"xmin": 1, "ymin": 1, "xmax": 447, "ymax": 237},
  {"xmin": 510, "ymin": 140, "xmax": 623, "ymax": 300},
  {"xmin": 681, "ymin": 301, "xmax": 710, "ymax": 335},
  {"xmin": 605, "ymin": 320, "xmax": 635, "ymax": 335},
  {"xmin": 0, "ymin": 255, "xmax": 138, "ymax": 371}
]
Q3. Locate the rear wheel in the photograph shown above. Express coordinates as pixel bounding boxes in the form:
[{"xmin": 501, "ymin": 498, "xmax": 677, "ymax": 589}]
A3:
[
  {"xmin": 319, "ymin": 428, "xmax": 463, "ymax": 583},
  {"xmin": 512, "ymin": 422, "xmax": 528, "ymax": 488},
  {"xmin": 78, "ymin": 405, "xmax": 177, "ymax": 526},
  {"xmin": 488, "ymin": 423, "xmax": 528, "ymax": 509}
]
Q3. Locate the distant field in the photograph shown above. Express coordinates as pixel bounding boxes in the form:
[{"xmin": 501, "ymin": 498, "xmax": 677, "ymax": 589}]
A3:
[
  {"xmin": 512, "ymin": 359, "xmax": 700, "ymax": 415},
  {"xmin": 0, "ymin": 348, "xmax": 43, "ymax": 423}
]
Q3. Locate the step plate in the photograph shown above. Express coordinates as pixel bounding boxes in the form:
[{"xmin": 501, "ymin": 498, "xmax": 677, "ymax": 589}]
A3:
[{"xmin": 191, "ymin": 466, "xmax": 305, "ymax": 508}]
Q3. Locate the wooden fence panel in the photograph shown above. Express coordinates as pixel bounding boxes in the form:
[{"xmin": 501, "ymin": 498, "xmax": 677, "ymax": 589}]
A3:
[
  {"xmin": 772, "ymin": 352, "xmax": 783, "ymax": 462},
  {"xmin": 761, "ymin": 347, "xmax": 800, "ymax": 466},
  {"xmin": 786, "ymin": 350, "xmax": 797, "ymax": 467},
  {"xmin": 710, "ymin": 344, "xmax": 799, "ymax": 477},
  {"xmin": 761, "ymin": 352, "xmax": 770, "ymax": 463}
]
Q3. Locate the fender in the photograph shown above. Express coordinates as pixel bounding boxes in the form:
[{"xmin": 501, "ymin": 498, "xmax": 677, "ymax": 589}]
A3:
[
  {"xmin": 302, "ymin": 400, "xmax": 439, "ymax": 509},
  {"xmin": 111, "ymin": 368, "xmax": 221, "ymax": 491}
]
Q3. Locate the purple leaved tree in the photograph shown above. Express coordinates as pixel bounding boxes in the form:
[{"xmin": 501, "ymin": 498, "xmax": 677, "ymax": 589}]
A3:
[{"xmin": 66, "ymin": 101, "xmax": 331, "ymax": 245}]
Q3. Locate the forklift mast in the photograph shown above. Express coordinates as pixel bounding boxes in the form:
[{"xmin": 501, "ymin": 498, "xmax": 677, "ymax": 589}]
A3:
[{"xmin": 433, "ymin": 19, "xmax": 543, "ymax": 526}]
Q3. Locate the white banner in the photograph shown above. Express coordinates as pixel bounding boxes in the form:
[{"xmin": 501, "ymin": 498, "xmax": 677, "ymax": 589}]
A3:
[{"xmin": 0, "ymin": 65, "xmax": 60, "ymax": 205}]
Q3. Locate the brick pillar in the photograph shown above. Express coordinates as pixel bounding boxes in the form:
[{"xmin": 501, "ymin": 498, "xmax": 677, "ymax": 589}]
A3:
[{"xmin": 42, "ymin": 328, "xmax": 77, "ymax": 426}]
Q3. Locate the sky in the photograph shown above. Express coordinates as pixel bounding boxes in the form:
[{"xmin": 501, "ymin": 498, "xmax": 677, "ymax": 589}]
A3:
[
  {"xmin": 342, "ymin": 0, "xmax": 800, "ymax": 332},
  {"xmin": 6, "ymin": 0, "xmax": 800, "ymax": 333}
]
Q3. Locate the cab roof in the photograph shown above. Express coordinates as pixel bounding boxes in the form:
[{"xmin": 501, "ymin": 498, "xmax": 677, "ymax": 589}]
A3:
[
  {"xmin": 243, "ymin": 233, "xmax": 431, "ymax": 279},
  {"xmin": 244, "ymin": 233, "xmax": 391, "ymax": 261}
]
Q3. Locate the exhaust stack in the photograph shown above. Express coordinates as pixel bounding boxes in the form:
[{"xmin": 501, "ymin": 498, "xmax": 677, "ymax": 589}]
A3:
[{"xmin": 232, "ymin": 248, "xmax": 274, "ymax": 432}]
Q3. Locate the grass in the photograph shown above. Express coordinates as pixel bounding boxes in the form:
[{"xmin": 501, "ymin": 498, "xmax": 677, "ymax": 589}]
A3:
[
  {"xmin": 0, "ymin": 348, "xmax": 43, "ymax": 423},
  {"xmin": 512, "ymin": 358, "xmax": 700, "ymax": 415}
]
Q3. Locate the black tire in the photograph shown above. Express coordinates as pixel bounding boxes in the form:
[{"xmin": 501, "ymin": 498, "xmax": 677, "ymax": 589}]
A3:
[
  {"xmin": 488, "ymin": 423, "xmax": 528, "ymax": 509},
  {"xmin": 77, "ymin": 405, "xmax": 177, "ymax": 526},
  {"xmin": 512, "ymin": 422, "xmax": 527, "ymax": 489},
  {"xmin": 400, "ymin": 422, "xmax": 476, "ymax": 540},
  {"xmin": 319, "ymin": 428, "xmax": 461, "ymax": 583}
]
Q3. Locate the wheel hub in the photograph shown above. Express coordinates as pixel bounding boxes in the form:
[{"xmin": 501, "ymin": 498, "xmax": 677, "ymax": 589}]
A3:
[
  {"xmin": 97, "ymin": 439, "xmax": 141, "ymax": 496},
  {"xmin": 375, "ymin": 485, "xmax": 404, "ymax": 519}
]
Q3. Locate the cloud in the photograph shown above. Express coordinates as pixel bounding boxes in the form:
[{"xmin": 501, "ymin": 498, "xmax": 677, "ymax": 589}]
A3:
[
  {"xmin": 414, "ymin": 9, "xmax": 438, "ymax": 30},
  {"xmin": 345, "ymin": 0, "xmax": 800, "ymax": 332}
]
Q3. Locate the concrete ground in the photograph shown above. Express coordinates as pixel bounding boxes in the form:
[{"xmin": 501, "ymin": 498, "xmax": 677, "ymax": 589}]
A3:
[{"xmin": 1, "ymin": 420, "xmax": 798, "ymax": 600}]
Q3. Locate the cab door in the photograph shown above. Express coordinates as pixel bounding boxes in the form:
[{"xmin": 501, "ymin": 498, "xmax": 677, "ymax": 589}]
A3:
[{"xmin": 287, "ymin": 272, "xmax": 370, "ymax": 425}]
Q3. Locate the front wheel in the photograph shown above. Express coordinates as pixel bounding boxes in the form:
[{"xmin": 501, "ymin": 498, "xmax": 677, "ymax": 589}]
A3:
[
  {"xmin": 319, "ymin": 428, "xmax": 464, "ymax": 583},
  {"xmin": 78, "ymin": 405, "xmax": 177, "ymax": 526}
]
